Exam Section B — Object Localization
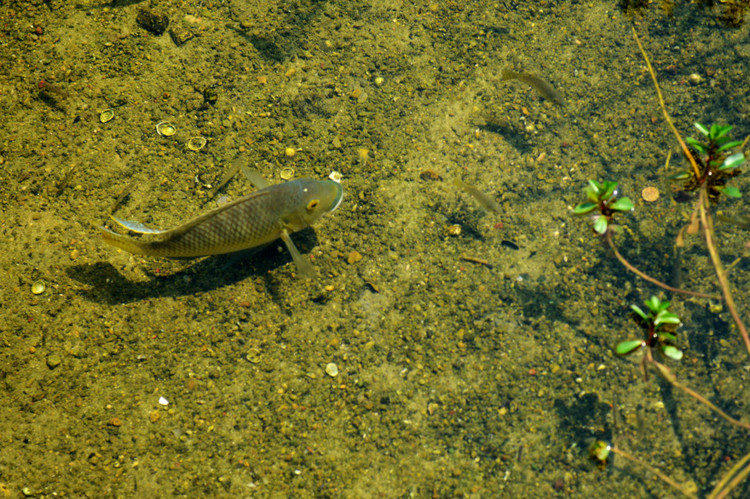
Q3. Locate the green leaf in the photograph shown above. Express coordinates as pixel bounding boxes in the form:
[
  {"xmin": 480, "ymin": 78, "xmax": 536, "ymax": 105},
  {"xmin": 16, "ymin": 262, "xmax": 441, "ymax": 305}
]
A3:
[
  {"xmin": 586, "ymin": 181, "xmax": 602, "ymax": 203},
  {"xmin": 590, "ymin": 441, "xmax": 611, "ymax": 462},
  {"xmin": 668, "ymin": 171, "xmax": 692, "ymax": 181},
  {"xmin": 601, "ymin": 181, "xmax": 618, "ymax": 201},
  {"xmin": 644, "ymin": 296, "xmax": 663, "ymax": 313},
  {"xmin": 658, "ymin": 332, "xmax": 677, "ymax": 342},
  {"xmin": 694, "ymin": 122, "xmax": 709, "ymax": 137},
  {"xmin": 574, "ymin": 202, "xmax": 598, "ymax": 215},
  {"xmin": 719, "ymin": 152, "xmax": 745, "ymax": 170},
  {"xmin": 609, "ymin": 197, "xmax": 633, "ymax": 212},
  {"xmin": 593, "ymin": 217, "xmax": 609, "ymax": 235},
  {"xmin": 717, "ymin": 140, "xmax": 744, "ymax": 153},
  {"xmin": 630, "ymin": 304, "xmax": 648, "ymax": 320},
  {"xmin": 654, "ymin": 311, "xmax": 681, "ymax": 327},
  {"xmin": 718, "ymin": 186, "xmax": 742, "ymax": 198},
  {"xmin": 713, "ymin": 124, "xmax": 732, "ymax": 140},
  {"xmin": 616, "ymin": 340, "xmax": 645, "ymax": 355},
  {"xmin": 661, "ymin": 345, "xmax": 683, "ymax": 361},
  {"xmin": 685, "ymin": 137, "xmax": 707, "ymax": 154},
  {"xmin": 588, "ymin": 179, "xmax": 603, "ymax": 196}
]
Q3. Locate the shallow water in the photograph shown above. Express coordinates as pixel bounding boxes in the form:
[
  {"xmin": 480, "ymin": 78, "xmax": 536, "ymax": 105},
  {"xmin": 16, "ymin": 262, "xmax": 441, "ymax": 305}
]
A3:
[{"xmin": 1, "ymin": 1, "xmax": 749, "ymax": 497}]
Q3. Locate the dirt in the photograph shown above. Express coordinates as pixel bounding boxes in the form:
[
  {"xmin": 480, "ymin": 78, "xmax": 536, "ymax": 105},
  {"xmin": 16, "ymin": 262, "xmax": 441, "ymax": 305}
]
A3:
[{"xmin": 1, "ymin": 0, "xmax": 749, "ymax": 497}]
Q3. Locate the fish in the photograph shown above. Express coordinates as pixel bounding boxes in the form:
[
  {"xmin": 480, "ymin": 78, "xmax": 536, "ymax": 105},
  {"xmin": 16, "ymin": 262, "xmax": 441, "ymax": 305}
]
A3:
[
  {"xmin": 101, "ymin": 175, "xmax": 344, "ymax": 277},
  {"xmin": 453, "ymin": 179, "xmax": 502, "ymax": 214},
  {"xmin": 501, "ymin": 69, "xmax": 565, "ymax": 107}
]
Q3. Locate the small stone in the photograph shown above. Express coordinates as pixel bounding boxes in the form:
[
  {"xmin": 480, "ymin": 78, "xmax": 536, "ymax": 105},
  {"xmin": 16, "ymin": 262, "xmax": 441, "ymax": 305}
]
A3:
[
  {"xmin": 688, "ymin": 73, "xmax": 702, "ymax": 85},
  {"xmin": 325, "ymin": 362, "xmax": 338, "ymax": 377},
  {"xmin": 445, "ymin": 224, "xmax": 461, "ymax": 236},
  {"xmin": 136, "ymin": 7, "xmax": 170, "ymax": 35},
  {"xmin": 642, "ymin": 186, "xmax": 660, "ymax": 202},
  {"xmin": 347, "ymin": 250, "xmax": 363, "ymax": 264},
  {"xmin": 46, "ymin": 353, "xmax": 62, "ymax": 369},
  {"xmin": 169, "ymin": 26, "xmax": 194, "ymax": 46},
  {"xmin": 31, "ymin": 280, "xmax": 46, "ymax": 295}
]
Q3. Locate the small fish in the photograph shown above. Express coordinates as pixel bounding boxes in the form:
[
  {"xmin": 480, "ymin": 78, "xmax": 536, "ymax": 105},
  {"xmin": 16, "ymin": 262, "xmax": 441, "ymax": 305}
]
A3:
[
  {"xmin": 102, "ymin": 177, "xmax": 343, "ymax": 277},
  {"xmin": 501, "ymin": 69, "xmax": 565, "ymax": 107},
  {"xmin": 453, "ymin": 179, "xmax": 502, "ymax": 214}
]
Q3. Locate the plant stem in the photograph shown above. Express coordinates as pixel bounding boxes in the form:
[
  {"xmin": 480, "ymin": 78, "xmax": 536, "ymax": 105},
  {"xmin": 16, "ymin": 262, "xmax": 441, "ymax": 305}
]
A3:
[
  {"xmin": 632, "ymin": 27, "xmax": 701, "ymax": 179},
  {"xmin": 605, "ymin": 230, "xmax": 716, "ymax": 299},
  {"xmin": 650, "ymin": 359, "xmax": 750, "ymax": 431},
  {"xmin": 698, "ymin": 188, "xmax": 750, "ymax": 355},
  {"xmin": 633, "ymin": 26, "xmax": 749, "ymax": 356},
  {"xmin": 710, "ymin": 451, "xmax": 750, "ymax": 499},
  {"xmin": 609, "ymin": 445, "xmax": 698, "ymax": 498}
]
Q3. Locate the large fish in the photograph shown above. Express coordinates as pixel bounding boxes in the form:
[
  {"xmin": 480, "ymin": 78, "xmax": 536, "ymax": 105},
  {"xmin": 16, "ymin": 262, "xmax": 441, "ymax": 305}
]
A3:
[{"xmin": 101, "ymin": 174, "xmax": 343, "ymax": 277}]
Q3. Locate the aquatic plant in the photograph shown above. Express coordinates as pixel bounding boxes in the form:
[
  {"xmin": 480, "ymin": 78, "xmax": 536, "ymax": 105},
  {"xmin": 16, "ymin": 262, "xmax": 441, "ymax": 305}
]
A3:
[
  {"xmin": 616, "ymin": 295, "xmax": 683, "ymax": 364},
  {"xmin": 574, "ymin": 180, "xmax": 713, "ymax": 298},
  {"xmin": 575, "ymin": 27, "xmax": 750, "ymax": 499},
  {"xmin": 673, "ymin": 122, "xmax": 744, "ymax": 203}
]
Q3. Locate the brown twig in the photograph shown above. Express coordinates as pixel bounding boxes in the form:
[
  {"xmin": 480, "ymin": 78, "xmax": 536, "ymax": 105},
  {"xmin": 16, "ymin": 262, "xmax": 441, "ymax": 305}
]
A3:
[
  {"xmin": 698, "ymin": 188, "xmax": 750, "ymax": 355},
  {"xmin": 605, "ymin": 230, "xmax": 716, "ymax": 299},
  {"xmin": 710, "ymin": 452, "xmax": 750, "ymax": 499},
  {"xmin": 609, "ymin": 445, "xmax": 698, "ymax": 499}
]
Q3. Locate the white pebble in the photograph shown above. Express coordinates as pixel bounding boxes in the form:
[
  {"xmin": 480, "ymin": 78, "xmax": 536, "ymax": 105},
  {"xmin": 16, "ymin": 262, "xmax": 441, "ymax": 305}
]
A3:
[{"xmin": 325, "ymin": 363, "xmax": 338, "ymax": 377}]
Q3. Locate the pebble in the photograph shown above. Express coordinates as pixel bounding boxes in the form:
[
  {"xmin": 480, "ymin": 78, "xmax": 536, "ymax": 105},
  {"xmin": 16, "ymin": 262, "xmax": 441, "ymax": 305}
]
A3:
[
  {"xmin": 325, "ymin": 362, "xmax": 339, "ymax": 377},
  {"xmin": 347, "ymin": 250, "xmax": 363, "ymax": 264},
  {"xmin": 31, "ymin": 280, "xmax": 46, "ymax": 295},
  {"xmin": 46, "ymin": 353, "xmax": 62, "ymax": 369},
  {"xmin": 641, "ymin": 186, "xmax": 660, "ymax": 202}
]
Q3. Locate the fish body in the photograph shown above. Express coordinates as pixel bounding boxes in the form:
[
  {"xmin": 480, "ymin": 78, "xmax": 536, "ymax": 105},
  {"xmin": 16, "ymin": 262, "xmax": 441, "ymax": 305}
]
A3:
[
  {"xmin": 102, "ymin": 179, "xmax": 343, "ymax": 260},
  {"xmin": 501, "ymin": 69, "xmax": 565, "ymax": 107}
]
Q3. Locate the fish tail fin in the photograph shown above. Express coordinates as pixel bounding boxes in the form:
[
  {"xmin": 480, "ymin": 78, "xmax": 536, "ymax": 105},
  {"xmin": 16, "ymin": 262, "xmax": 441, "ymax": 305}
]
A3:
[{"xmin": 101, "ymin": 227, "xmax": 149, "ymax": 255}]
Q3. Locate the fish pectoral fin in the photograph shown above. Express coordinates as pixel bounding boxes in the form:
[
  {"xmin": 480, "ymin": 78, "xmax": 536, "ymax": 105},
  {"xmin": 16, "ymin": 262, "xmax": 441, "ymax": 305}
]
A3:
[
  {"xmin": 110, "ymin": 216, "xmax": 166, "ymax": 235},
  {"xmin": 280, "ymin": 229, "xmax": 314, "ymax": 279}
]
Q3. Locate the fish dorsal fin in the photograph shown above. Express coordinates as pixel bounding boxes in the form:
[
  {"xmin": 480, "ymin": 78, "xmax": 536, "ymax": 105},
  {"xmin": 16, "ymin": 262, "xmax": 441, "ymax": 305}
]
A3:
[{"xmin": 110, "ymin": 216, "xmax": 167, "ymax": 235}]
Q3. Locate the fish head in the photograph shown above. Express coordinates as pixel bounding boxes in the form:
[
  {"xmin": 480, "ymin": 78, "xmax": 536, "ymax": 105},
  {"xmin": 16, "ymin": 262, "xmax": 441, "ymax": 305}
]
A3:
[{"xmin": 292, "ymin": 179, "xmax": 344, "ymax": 228}]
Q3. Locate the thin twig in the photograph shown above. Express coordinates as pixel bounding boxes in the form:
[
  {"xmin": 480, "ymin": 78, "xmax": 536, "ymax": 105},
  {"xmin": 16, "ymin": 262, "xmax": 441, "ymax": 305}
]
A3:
[
  {"xmin": 632, "ymin": 27, "xmax": 701, "ymax": 179},
  {"xmin": 710, "ymin": 452, "xmax": 750, "ymax": 499},
  {"xmin": 610, "ymin": 445, "xmax": 698, "ymax": 499},
  {"xmin": 698, "ymin": 189, "xmax": 750, "ymax": 355},
  {"xmin": 650, "ymin": 359, "xmax": 750, "ymax": 431},
  {"xmin": 605, "ymin": 230, "xmax": 716, "ymax": 299}
]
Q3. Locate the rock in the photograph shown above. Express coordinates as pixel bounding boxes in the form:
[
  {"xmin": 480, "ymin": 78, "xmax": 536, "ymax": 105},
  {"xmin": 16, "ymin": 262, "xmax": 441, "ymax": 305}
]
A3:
[{"xmin": 136, "ymin": 7, "xmax": 169, "ymax": 36}]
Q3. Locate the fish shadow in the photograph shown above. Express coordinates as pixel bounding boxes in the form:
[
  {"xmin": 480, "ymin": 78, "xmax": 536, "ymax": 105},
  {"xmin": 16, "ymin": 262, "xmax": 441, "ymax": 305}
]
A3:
[{"xmin": 68, "ymin": 229, "xmax": 320, "ymax": 304}]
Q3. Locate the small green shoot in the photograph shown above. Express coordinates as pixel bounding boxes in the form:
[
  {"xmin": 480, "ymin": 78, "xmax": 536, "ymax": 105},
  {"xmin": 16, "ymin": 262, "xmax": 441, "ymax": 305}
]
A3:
[
  {"xmin": 616, "ymin": 296, "xmax": 683, "ymax": 361},
  {"xmin": 574, "ymin": 180, "xmax": 633, "ymax": 235},
  {"xmin": 676, "ymin": 122, "xmax": 745, "ymax": 203}
]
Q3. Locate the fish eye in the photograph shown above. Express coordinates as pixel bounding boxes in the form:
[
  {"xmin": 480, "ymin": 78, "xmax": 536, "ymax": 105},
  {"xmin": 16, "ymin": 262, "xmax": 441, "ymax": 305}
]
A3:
[{"xmin": 306, "ymin": 199, "xmax": 319, "ymax": 211}]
